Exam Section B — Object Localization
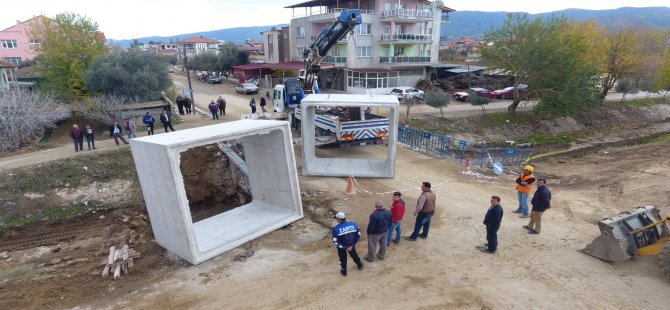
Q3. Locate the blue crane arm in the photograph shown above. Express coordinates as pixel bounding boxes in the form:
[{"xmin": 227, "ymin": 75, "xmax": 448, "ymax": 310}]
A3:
[{"xmin": 303, "ymin": 10, "xmax": 362, "ymax": 92}]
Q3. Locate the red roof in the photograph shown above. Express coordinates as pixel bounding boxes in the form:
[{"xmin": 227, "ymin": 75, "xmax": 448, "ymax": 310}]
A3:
[{"xmin": 178, "ymin": 37, "xmax": 220, "ymax": 44}]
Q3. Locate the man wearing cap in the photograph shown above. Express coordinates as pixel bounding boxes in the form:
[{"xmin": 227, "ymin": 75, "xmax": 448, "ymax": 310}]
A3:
[
  {"xmin": 524, "ymin": 178, "xmax": 551, "ymax": 234},
  {"xmin": 513, "ymin": 166, "xmax": 536, "ymax": 218},
  {"xmin": 364, "ymin": 200, "xmax": 392, "ymax": 262},
  {"xmin": 332, "ymin": 212, "xmax": 364, "ymax": 276}
]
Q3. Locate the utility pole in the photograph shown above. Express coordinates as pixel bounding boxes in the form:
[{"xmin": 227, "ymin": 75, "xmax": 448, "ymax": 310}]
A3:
[{"xmin": 183, "ymin": 44, "xmax": 195, "ymax": 111}]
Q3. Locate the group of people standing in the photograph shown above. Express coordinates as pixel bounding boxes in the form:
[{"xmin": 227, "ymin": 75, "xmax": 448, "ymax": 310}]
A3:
[
  {"xmin": 333, "ymin": 170, "xmax": 553, "ymax": 275},
  {"xmin": 175, "ymin": 95, "xmax": 193, "ymax": 115},
  {"xmin": 208, "ymin": 96, "xmax": 227, "ymax": 120},
  {"xmin": 68, "ymin": 109, "xmax": 177, "ymax": 152},
  {"xmin": 332, "ymin": 182, "xmax": 436, "ymax": 276}
]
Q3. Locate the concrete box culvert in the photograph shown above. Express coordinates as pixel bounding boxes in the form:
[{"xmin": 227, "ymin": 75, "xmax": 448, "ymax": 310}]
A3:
[
  {"xmin": 300, "ymin": 94, "xmax": 399, "ymax": 178},
  {"xmin": 130, "ymin": 120, "xmax": 303, "ymax": 264}
]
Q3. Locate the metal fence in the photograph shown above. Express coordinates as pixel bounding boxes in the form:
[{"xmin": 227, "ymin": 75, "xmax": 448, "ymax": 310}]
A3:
[{"xmin": 397, "ymin": 126, "xmax": 533, "ymax": 170}]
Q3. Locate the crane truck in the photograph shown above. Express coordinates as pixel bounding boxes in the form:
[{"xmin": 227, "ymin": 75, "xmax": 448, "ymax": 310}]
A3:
[{"xmin": 243, "ymin": 10, "xmax": 393, "ymax": 147}]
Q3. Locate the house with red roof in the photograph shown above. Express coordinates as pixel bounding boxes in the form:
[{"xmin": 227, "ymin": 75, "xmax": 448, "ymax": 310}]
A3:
[{"xmin": 176, "ymin": 35, "xmax": 223, "ymax": 59}]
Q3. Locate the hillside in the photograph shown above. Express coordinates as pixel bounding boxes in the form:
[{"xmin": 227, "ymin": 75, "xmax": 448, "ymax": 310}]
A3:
[{"xmin": 441, "ymin": 6, "xmax": 670, "ymax": 40}]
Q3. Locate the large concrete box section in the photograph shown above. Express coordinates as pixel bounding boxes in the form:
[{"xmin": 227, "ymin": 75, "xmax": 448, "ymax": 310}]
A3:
[
  {"xmin": 129, "ymin": 120, "xmax": 303, "ymax": 265},
  {"xmin": 301, "ymin": 94, "xmax": 399, "ymax": 178}
]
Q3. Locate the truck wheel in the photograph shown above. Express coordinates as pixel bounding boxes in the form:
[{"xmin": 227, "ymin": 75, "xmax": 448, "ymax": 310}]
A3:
[{"xmin": 659, "ymin": 241, "xmax": 670, "ymax": 281}]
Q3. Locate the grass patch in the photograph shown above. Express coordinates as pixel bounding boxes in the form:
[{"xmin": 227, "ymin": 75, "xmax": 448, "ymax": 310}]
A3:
[
  {"xmin": 648, "ymin": 133, "xmax": 670, "ymax": 144},
  {"xmin": 521, "ymin": 132, "xmax": 583, "ymax": 145},
  {"xmin": 482, "ymin": 112, "xmax": 524, "ymax": 126},
  {"xmin": 625, "ymin": 97, "xmax": 669, "ymax": 107}
]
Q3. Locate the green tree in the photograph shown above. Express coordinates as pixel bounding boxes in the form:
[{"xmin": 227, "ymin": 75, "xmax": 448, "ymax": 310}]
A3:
[
  {"xmin": 190, "ymin": 52, "xmax": 219, "ymax": 74},
  {"xmin": 424, "ymin": 90, "xmax": 450, "ymax": 118},
  {"xmin": 84, "ymin": 47, "xmax": 171, "ymax": 101},
  {"xmin": 653, "ymin": 51, "xmax": 670, "ymax": 97},
  {"xmin": 31, "ymin": 13, "xmax": 107, "ymax": 100},
  {"xmin": 216, "ymin": 44, "xmax": 250, "ymax": 74},
  {"xmin": 468, "ymin": 91, "xmax": 490, "ymax": 115},
  {"xmin": 596, "ymin": 27, "xmax": 642, "ymax": 99},
  {"xmin": 481, "ymin": 14, "xmax": 564, "ymax": 113}
]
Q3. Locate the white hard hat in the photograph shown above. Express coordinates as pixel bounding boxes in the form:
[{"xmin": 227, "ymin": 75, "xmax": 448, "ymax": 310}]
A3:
[{"xmin": 335, "ymin": 212, "xmax": 346, "ymax": 220}]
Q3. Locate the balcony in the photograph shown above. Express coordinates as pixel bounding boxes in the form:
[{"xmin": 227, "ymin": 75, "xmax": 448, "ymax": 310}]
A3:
[
  {"xmin": 380, "ymin": 33, "xmax": 432, "ymax": 42},
  {"xmin": 379, "ymin": 56, "xmax": 431, "ymax": 64},
  {"xmin": 322, "ymin": 56, "xmax": 347, "ymax": 65},
  {"xmin": 381, "ymin": 9, "xmax": 435, "ymax": 20}
]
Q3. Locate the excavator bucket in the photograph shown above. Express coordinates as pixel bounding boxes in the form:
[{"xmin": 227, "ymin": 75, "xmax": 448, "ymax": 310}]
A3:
[{"xmin": 582, "ymin": 205, "xmax": 669, "ymax": 262}]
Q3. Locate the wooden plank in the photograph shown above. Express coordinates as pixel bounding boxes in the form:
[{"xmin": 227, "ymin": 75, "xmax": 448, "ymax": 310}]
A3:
[
  {"xmin": 113, "ymin": 263, "xmax": 121, "ymax": 279},
  {"xmin": 101, "ymin": 264, "xmax": 110, "ymax": 278}
]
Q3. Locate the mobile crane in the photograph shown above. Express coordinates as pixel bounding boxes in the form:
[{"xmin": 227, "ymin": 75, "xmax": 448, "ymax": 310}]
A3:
[{"xmin": 266, "ymin": 10, "xmax": 392, "ymax": 147}]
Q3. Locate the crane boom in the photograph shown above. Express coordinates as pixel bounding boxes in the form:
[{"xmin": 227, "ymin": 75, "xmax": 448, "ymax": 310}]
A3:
[{"xmin": 302, "ymin": 10, "xmax": 362, "ymax": 93}]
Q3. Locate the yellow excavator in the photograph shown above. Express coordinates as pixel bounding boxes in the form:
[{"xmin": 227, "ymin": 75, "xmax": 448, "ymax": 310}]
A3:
[{"xmin": 582, "ymin": 205, "xmax": 670, "ymax": 281}]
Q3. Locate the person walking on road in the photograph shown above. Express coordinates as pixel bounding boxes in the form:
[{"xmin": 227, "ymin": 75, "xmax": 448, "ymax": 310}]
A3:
[
  {"xmin": 364, "ymin": 200, "xmax": 392, "ymax": 262},
  {"xmin": 217, "ymin": 96, "xmax": 226, "ymax": 116},
  {"xmin": 208, "ymin": 100, "xmax": 219, "ymax": 120},
  {"xmin": 387, "ymin": 191, "xmax": 406, "ymax": 246},
  {"xmin": 260, "ymin": 96, "xmax": 267, "ymax": 113},
  {"xmin": 406, "ymin": 182, "xmax": 437, "ymax": 241},
  {"xmin": 124, "ymin": 118, "xmax": 137, "ymax": 139},
  {"xmin": 249, "ymin": 98, "xmax": 257, "ymax": 113},
  {"xmin": 109, "ymin": 121, "xmax": 129, "ymax": 145},
  {"xmin": 524, "ymin": 179, "xmax": 551, "ymax": 235},
  {"xmin": 175, "ymin": 95, "xmax": 185, "ymax": 115},
  {"xmin": 143, "ymin": 112, "xmax": 156, "ymax": 135},
  {"xmin": 332, "ymin": 212, "xmax": 364, "ymax": 277},
  {"xmin": 513, "ymin": 165, "xmax": 536, "ymax": 218},
  {"xmin": 84, "ymin": 125, "xmax": 96, "ymax": 150},
  {"xmin": 69, "ymin": 124, "xmax": 84, "ymax": 152},
  {"xmin": 183, "ymin": 96, "xmax": 193, "ymax": 114},
  {"xmin": 483, "ymin": 195, "xmax": 504, "ymax": 253},
  {"xmin": 160, "ymin": 109, "xmax": 176, "ymax": 132}
]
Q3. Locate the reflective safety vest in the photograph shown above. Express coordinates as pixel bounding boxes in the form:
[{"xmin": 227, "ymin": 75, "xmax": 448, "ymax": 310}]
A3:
[{"xmin": 515, "ymin": 173, "xmax": 535, "ymax": 194}]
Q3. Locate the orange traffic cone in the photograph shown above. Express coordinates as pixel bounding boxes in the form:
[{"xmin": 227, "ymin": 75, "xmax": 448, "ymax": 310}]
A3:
[
  {"xmin": 344, "ymin": 176, "xmax": 356, "ymax": 194},
  {"xmin": 464, "ymin": 158, "xmax": 471, "ymax": 173}
]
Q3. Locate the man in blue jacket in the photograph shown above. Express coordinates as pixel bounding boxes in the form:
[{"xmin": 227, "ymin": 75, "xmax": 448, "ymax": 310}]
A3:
[
  {"xmin": 524, "ymin": 179, "xmax": 551, "ymax": 235},
  {"xmin": 364, "ymin": 200, "xmax": 392, "ymax": 262},
  {"xmin": 332, "ymin": 212, "xmax": 364, "ymax": 276},
  {"xmin": 483, "ymin": 195, "xmax": 504, "ymax": 253}
]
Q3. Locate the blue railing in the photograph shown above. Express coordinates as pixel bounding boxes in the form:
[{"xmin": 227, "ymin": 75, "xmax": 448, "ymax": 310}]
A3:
[{"xmin": 397, "ymin": 126, "xmax": 533, "ymax": 170}]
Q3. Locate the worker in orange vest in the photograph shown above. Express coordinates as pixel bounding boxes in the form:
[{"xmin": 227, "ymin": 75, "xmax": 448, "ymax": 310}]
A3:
[{"xmin": 513, "ymin": 165, "xmax": 536, "ymax": 218}]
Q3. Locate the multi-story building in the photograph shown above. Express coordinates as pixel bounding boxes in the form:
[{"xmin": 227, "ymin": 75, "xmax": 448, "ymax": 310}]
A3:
[
  {"xmin": 285, "ymin": 0, "xmax": 453, "ymax": 93},
  {"xmin": 0, "ymin": 16, "xmax": 48, "ymax": 65},
  {"xmin": 176, "ymin": 36, "xmax": 222, "ymax": 59},
  {"xmin": 260, "ymin": 27, "xmax": 291, "ymax": 63}
]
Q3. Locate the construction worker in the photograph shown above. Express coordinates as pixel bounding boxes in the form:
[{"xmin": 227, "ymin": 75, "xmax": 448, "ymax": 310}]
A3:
[
  {"xmin": 332, "ymin": 212, "xmax": 364, "ymax": 277},
  {"xmin": 513, "ymin": 165, "xmax": 536, "ymax": 218},
  {"xmin": 524, "ymin": 179, "xmax": 552, "ymax": 234}
]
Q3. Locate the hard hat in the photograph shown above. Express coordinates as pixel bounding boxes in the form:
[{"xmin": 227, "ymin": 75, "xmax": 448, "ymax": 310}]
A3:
[
  {"xmin": 335, "ymin": 212, "xmax": 346, "ymax": 220},
  {"xmin": 523, "ymin": 165, "xmax": 534, "ymax": 172}
]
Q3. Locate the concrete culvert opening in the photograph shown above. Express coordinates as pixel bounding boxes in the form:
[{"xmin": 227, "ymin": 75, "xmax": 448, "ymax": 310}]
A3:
[{"xmin": 179, "ymin": 141, "xmax": 251, "ymax": 223}]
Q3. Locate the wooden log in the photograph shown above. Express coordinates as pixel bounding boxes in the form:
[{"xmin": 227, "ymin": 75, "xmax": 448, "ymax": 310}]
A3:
[
  {"xmin": 122, "ymin": 245, "xmax": 129, "ymax": 274},
  {"xmin": 107, "ymin": 246, "xmax": 116, "ymax": 265},
  {"xmin": 102, "ymin": 264, "xmax": 110, "ymax": 278},
  {"xmin": 113, "ymin": 263, "xmax": 121, "ymax": 279}
]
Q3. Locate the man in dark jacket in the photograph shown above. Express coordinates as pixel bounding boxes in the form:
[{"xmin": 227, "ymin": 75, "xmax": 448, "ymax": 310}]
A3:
[
  {"xmin": 364, "ymin": 200, "xmax": 392, "ymax": 262},
  {"xmin": 143, "ymin": 112, "xmax": 156, "ymax": 135},
  {"xmin": 109, "ymin": 121, "xmax": 129, "ymax": 145},
  {"xmin": 483, "ymin": 195, "xmax": 504, "ymax": 253},
  {"xmin": 69, "ymin": 124, "xmax": 84, "ymax": 152},
  {"xmin": 332, "ymin": 212, "xmax": 364, "ymax": 276},
  {"xmin": 524, "ymin": 179, "xmax": 551, "ymax": 235}
]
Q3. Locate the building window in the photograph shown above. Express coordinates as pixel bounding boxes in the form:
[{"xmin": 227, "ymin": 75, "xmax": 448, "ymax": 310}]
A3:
[
  {"xmin": 4, "ymin": 57, "xmax": 21, "ymax": 65},
  {"xmin": 269, "ymin": 50, "xmax": 274, "ymax": 60},
  {"xmin": 268, "ymin": 35, "xmax": 273, "ymax": 44},
  {"xmin": 1, "ymin": 40, "xmax": 18, "ymax": 49},
  {"xmin": 297, "ymin": 26, "xmax": 305, "ymax": 38},
  {"xmin": 356, "ymin": 46, "xmax": 371, "ymax": 57},
  {"xmin": 357, "ymin": 23, "xmax": 371, "ymax": 35},
  {"xmin": 29, "ymin": 39, "xmax": 39, "ymax": 45}
]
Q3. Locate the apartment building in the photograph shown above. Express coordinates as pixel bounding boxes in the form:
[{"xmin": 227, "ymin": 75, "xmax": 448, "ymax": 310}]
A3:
[
  {"xmin": 0, "ymin": 16, "xmax": 48, "ymax": 65},
  {"xmin": 176, "ymin": 36, "xmax": 222, "ymax": 59},
  {"xmin": 260, "ymin": 27, "xmax": 291, "ymax": 63},
  {"xmin": 285, "ymin": 0, "xmax": 453, "ymax": 94}
]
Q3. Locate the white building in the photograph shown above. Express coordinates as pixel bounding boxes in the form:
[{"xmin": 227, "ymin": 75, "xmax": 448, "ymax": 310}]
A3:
[{"xmin": 284, "ymin": 0, "xmax": 453, "ymax": 94}]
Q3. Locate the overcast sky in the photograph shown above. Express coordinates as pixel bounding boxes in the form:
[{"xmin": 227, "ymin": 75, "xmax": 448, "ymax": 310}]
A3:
[{"xmin": 2, "ymin": 0, "xmax": 669, "ymax": 40}]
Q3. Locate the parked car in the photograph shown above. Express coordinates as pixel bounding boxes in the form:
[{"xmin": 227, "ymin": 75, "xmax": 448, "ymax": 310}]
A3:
[
  {"xmin": 246, "ymin": 77, "xmax": 260, "ymax": 86},
  {"xmin": 207, "ymin": 75, "xmax": 223, "ymax": 84},
  {"xmin": 490, "ymin": 84, "xmax": 529, "ymax": 99},
  {"xmin": 453, "ymin": 87, "xmax": 491, "ymax": 102},
  {"xmin": 390, "ymin": 87, "xmax": 425, "ymax": 101},
  {"xmin": 235, "ymin": 83, "xmax": 259, "ymax": 94}
]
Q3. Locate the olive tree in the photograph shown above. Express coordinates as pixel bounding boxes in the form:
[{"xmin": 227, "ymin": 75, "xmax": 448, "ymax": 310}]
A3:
[
  {"xmin": 84, "ymin": 48, "xmax": 171, "ymax": 101},
  {"xmin": 424, "ymin": 90, "xmax": 450, "ymax": 118},
  {"xmin": 0, "ymin": 90, "xmax": 70, "ymax": 152}
]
